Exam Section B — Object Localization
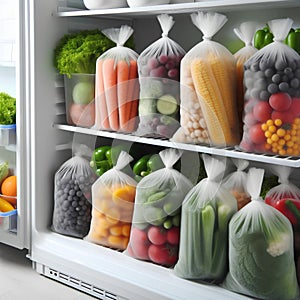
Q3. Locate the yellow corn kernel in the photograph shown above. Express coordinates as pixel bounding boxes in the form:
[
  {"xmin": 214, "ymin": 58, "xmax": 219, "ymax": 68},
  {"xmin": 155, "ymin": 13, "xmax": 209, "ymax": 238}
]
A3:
[
  {"xmin": 266, "ymin": 119, "xmax": 274, "ymax": 126},
  {"xmin": 284, "ymin": 134, "xmax": 291, "ymax": 141},
  {"xmin": 265, "ymin": 131, "xmax": 272, "ymax": 138},
  {"xmin": 269, "ymin": 125, "xmax": 277, "ymax": 133},
  {"xmin": 261, "ymin": 123, "xmax": 268, "ymax": 131},
  {"xmin": 278, "ymin": 139, "xmax": 286, "ymax": 146},
  {"xmin": 271, "ymin": 134, "xmax": 279, "ymax": 142},
  {"xmin": 267, "ymin": 138, "xmax": 273, "ymax": 145},
  {"xmin": 277, "ymin": 128, "xmax": 286, "ymax": 137},
  {"xmin": 279, "ymin": 149, "xmax": 287, "ymax": 155},
  {"xmin": 287, "ymin": 140, "xmax": 294, "ymax": 148}
]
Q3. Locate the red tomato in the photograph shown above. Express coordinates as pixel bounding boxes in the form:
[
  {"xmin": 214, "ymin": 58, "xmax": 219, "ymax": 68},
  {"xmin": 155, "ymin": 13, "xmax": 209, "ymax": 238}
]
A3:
[
  {"xmin": 130, "ymin": 227, "xmax": 150, "ymax": 260},
  {"xmin": 166, "ymin": 227, "xmax": 180, "ymax": 245},
  {"xmin": 147, "ymin": 226, "xmax": 167, "ymax": 246},
  {"xmin": 239, "ymin": 139, "xmax": 254, "ymax": 152},
  {"xmin": 269, "ymin": 92, "xmax": 292, "ymax": 112},
  {"xmin": 288, "ymin": 97, "xmax": 300, "ymax": 118},
  {"xmin": 69, "ymin": 103, "xmax": 95, "ymax": 127},
  {"xmin": 271, "ymin": 111, "xmax": 295, "ymax": 124},
  {"xmin": 249, "ymin": 123, "xmax": 265, "ymax": 144},
  {"xmin": 253, "ymin": 101, "xmax": 272, "ymax": 123},
  {"xmin": 148, "ymin": 244, "xmax": 178, "ymax": 266}
]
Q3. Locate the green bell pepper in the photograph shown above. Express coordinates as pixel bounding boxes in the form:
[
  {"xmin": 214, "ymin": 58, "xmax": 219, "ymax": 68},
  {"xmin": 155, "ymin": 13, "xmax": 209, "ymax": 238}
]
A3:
[
  {"xmin": 90, "ymin": 146, "xmax": 113, "ymax": 176},
  {"xmin": 133, "ymin": 153, "xmax": 164, "ymax": 182},
  {"xmin": 254, "ymin": 26, "xmax": 300, "ymax": 54}
]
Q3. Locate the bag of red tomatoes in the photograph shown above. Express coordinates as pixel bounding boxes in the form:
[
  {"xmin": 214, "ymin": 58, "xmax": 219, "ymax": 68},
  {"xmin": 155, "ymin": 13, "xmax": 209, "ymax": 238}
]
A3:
[{"xmin": 239, "ymin": 18, "xmax": 300, "ymax": 156}]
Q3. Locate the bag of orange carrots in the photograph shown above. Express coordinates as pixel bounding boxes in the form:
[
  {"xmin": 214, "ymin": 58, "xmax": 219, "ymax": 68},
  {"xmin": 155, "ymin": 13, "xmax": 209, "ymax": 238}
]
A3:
[
  {"xmin": 135, "ymin": 14, "xmax": 185, "ymax": 138},
  {"xmin": 233, "ymin": 21, "xmax": 259, "ymax": 137},
  {"xmin": 171, "ymin": 11, "xmax": 240, "ymax": 146},
  {"xmin": 84, "ymin": 151, "xmax": 137, "ymax": 250},
  {"xmin": 94, "ymin": 25, "xmax": 139, "ymax": 133}
]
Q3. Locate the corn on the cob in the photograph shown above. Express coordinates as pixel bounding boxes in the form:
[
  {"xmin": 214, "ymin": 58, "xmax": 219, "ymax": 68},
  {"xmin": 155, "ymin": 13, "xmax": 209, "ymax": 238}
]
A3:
[
  {"xmin": 191, "ymin": 58, "xmax": 232, "ymax": 145},
  {"xmin": 209, "ymin": 52, "xmax": 239, "ymax": 139}
]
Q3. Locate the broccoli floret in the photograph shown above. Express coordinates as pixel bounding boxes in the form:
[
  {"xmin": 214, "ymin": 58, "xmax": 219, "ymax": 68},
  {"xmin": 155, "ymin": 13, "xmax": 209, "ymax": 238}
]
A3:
[
  {"xmin": 54, "ymin": 29, "xmax": 135, "ymax": 78},
  {"xmin": 0, "ymin": 92, "xmax": 16, "ymax": 125}
]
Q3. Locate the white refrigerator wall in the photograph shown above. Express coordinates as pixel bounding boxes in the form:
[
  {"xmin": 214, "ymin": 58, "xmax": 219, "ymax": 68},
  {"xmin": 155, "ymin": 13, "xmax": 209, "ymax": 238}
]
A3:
[{"xmin": 28, "ymin": 0, "xmax": 300, "ymax": 299}]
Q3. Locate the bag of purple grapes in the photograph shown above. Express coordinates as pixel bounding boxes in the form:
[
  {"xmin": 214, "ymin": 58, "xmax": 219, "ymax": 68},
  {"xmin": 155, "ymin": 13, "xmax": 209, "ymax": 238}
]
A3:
[
  {"xmin": 135, "ymin": 14, "xmax": 185, "ymax": 138},
  {"xmin": 52, "ymin": 154, "xmax": 97, "ymax": 238},
  {"xmin": 239, "ymin": 18, "xmax": 300, "ymax": 156}
]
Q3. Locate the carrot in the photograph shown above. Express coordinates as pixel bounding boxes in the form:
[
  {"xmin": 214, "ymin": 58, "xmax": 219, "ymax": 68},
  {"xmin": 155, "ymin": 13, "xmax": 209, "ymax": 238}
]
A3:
[
  {"xmin": 122, "ymin": 224, "xmax": 131, "ymax": 237},
  {"xmin": 107, "ymin": 235, "xmax": 129, "ymax": 250},
  {"xmin": 109, "ymin": 225, "xmax": 124, "ymax": 236},
  {"xmin": 95, "ymin": 59, "xmax": 110, "ymax": 129},
  {"xmin": 102, "ymin": 58, "xmax": 119, "ymax": 131},
  {"xmin": 117, "ymin": 60, "xmax": 130, "ymax": 131},
  {"xmin": 125, "ymin": 60, "xmax": 139, "ymax": 132}
]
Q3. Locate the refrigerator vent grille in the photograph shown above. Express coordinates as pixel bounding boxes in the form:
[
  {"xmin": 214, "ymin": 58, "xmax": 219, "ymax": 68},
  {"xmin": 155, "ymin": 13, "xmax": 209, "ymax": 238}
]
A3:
[{"xmin": 45, "ymin": 266, "xmax": 119, "ymax": 300}]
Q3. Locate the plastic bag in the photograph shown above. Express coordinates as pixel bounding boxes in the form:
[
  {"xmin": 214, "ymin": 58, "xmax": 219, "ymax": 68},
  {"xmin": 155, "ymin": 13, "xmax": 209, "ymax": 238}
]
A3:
[
  {"xmin": 94, "ymin": 25, "xmax": 139, "ymax": 133},
  {"xmin": 135, "ymin": 14, "xmax": 185, "ymax": 138},
  {"xmin": 85, "ymin": 151, "xmax": 137, "ymax": 250},
  {"xmin": 222, "ymin": 158, "xmax": 250, "ymax": 210},
  {"xmin": 174, "ymin": 154, "xmax": 237, "ymax": 281},
  {"xmin": 125, "ymin": 148, "xmax": 193, "ymax": 267},
  {"xmin": 52, "ymin": 154, "xmax": 97, "ymax": 238},
  {"xmin": 172, "ymin": 11, "xmax": 240, "ymax": 146},
  {"xmin": 223, "ymin": 167, "xmax": 299, "ymax": 300},
  {"xmin": 233, "ymin": 21, "xmax": 259, "ymax": 136},
  {"xmin": 239, "ymin": 18, "xmax": 300, "ymax": 156}
]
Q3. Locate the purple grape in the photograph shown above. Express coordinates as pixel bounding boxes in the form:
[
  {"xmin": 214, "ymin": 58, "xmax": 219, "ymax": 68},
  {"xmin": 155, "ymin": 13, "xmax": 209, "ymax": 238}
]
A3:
[
  {"xmin": 165, "ymin": 60, "xmax": 176, "ymax": 70},
  {"xmin": 156, "ymin": 124, "xmax": 171, "ymax": 137},
  {"xmin": 147, "ymin": 57, "xmax": 159, "ymax": 69},
  {"xmin": 168, "ymin": 68, "xmax": 179, "ymax": 79},
  {"xmin": 158, "ymin": 55, "xmax": 169, "ymax": 64},
  {"xmin": 150, "ymin": 66, "xmax": 167, "ymax": 78}
]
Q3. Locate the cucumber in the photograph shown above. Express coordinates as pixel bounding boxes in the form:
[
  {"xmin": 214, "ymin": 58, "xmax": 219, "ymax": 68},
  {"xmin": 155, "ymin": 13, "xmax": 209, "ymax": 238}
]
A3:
[{"xmin": 156, "ymin": 94, "xmax": 178, "ymax": 115}]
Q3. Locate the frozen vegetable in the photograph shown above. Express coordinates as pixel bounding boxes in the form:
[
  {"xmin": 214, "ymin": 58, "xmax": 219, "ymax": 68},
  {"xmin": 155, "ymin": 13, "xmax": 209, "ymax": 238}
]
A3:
[
  {"xmin": 223, "ymin": 167, "xmax": 299, "ymax": 300},
  {"xmin": 174, "ymin": 154, "xmax": 237, "ymax": 281},
  {"xmin": 136, "ymin": 14, "xmax": 185, "ymax": 138},
  {"xmin": 94, "ymin": 25, "xmax": 139, "ymax": 133}
]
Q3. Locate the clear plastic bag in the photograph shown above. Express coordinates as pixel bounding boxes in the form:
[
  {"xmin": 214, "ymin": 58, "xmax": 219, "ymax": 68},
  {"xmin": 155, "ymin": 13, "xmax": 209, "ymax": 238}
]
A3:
[
  {"xmin": 239, "ymin": 18, "xmax": 300, "ymax": 156},
  {"xmin": 125, "ymin": 148, "xmax": 193, "ymax": 267},
  {"xmin": 223, "ymin": 167, "xmax": 299, "ymax": 300},
  {"xmin": 94, "ymin": 25, "xmax": 139, "ymax": 133},
  {"xmin": 222, "ymin": 158, "xmax": 250, "ymax": 210},
  {"xmin": 52, "ymin": 154, "xmax": 97, "ymax": 238},
  {"xmin": 135, "ymin": 14, "xmax": 185, "ymax": 138},
  {"xmin": 233, "ymin": 21, "xmax": 259, "ymax": 136},
  {"xmin": 174, "ymin": 154, "xmax": 237, "ymax": 281},
  {"xmin": 85, "ymin": 151, "xmax": 137, "ymax": 250},
  {"xmin": 172, "ymin": 11, "xmax": 240, "ymax": 146}
]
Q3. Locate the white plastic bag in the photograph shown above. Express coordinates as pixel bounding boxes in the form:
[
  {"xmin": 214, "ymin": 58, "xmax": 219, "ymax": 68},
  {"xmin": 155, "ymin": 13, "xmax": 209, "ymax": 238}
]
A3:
[
  {"xmin": 172, "ymin": 11, "xmax": 239, "ymax": 146},
  {"xmin": 125, "ymin": 148, "xmax": 193, "ymax": 267},
  {"xmin": 94, "ymin": 25, "xmax": 139, "ymax": 133},
  {"xmin": 174, "ymin": 154, "xmax": 237, "ymax": 281},
  {"xmin": 52, "ymin": 154, "xmax": 97, "ymax": 238},
  {"xmin": 85, "ymin": 151, "xmax": 137, "ymax": 250},
  {"xmin": 233, "ymin": 21, "xmax": 259, "ymax": 135},
  {"xmin": 136, "ymin": 14, "xmax": 185, "ymax": 138},
  {"xmin": 223, "ymin": 167, "xmax": 299, "ymax": 300},
  {"xmin": 239, "ymin": 18, "xmax": 300, "ymax": 156},
  {"xmin": 222, "ymin": 158, "xmax": 250, "ymax": 210}
]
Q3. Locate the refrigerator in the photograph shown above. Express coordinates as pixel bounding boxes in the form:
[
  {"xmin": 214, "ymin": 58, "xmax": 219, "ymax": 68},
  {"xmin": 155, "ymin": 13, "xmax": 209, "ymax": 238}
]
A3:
[{"xmin": 5, "ymin": 0, "xmax": 300, "ymax": 299}]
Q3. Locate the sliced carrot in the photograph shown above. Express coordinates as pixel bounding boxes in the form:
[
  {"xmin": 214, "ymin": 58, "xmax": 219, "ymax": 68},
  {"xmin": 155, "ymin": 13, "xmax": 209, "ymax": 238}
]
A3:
[
  {"xmin": 108, "ymin": 235, "xmax": 129, "ymax": 250},
  {"xmin": 102, "ymin": 58, "xmax": 119, "ymax": 131},
  {"xmin": 95, "ymin": 59, "xmax": 110, "ymax": 129},
  {"xmin": 117, "ymin": 60, "xmax": 130, "ymax": 131},
  {"xmin": 109, "ymin": 225, "xmax": 123, "ymax": 236},
  {"xmin": 122, "ymin": 224, "xmax": 131, "ymax": 237},
  {"xmin": 124, "ymin": 60, "xmax": 139, "ymax": 132}
]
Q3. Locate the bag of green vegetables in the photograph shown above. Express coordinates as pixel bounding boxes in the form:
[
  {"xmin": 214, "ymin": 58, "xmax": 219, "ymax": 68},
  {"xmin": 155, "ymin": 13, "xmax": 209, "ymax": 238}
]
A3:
[
  {"xmin": 174, "ymin": 154, "xmax": 237, "ymax": 282},
  {"xmin": 223, "ymin": 167, "xmax": 299, "ymax": 300},
  {"xmin": 125, "ymin": 148, "xmax": 193, "ymax": 267}
]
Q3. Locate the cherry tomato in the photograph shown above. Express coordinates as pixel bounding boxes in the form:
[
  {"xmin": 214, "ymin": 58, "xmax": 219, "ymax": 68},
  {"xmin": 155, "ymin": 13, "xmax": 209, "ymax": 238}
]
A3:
[
  {"xmin": 269, "ymin": 92, "xmax": 292, "ymax": 111},
  {"xmin": 69, "ymin": 103, "xmax": 95, "ymax": 127},
  {"xmin": 147, "ymin": 226, "xmax": 167, "ymax": 246},
  {"xmin": 271, "ymin": 111, "xmax": 295, "ymax": 124},
  {"xmin": 288, "ymin": 97, "xmax": 300, "ymax": 118},
  {"xmin": 243, "ymin": 112, "xmax": 257, "ymax": 126},
  {"xmin": 249, "ymin": 123, "xmax": 265, "ymax": 144},
  {"xmin": 253, "ymin": 101, "xmax": 272, "ymax": 122}
]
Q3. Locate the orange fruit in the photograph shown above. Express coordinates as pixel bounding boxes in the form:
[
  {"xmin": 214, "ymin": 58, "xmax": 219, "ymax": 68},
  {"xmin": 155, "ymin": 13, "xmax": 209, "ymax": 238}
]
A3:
[{"xmin": 1, "ymin": 175, "xmax": 17, "ymax": 206}]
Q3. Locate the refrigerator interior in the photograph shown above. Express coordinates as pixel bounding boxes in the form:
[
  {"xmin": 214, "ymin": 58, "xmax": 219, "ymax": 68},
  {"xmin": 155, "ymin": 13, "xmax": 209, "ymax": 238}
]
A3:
[
  {"xmin": 28, "ymin": 0, "xmax": 300, "ymax": 299},
  {"xmin": 0, "ymin": 0, "xmax": 30, "ymax": 249}
]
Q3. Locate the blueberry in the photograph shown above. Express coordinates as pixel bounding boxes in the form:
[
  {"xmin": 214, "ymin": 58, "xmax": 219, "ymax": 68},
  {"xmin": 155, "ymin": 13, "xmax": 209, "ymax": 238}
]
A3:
[
  {"xmin": 267, "ymin": 83, "xmax": 278, "ymax": 94},
  {"xmin": 265, "ymin": 68, "xmax": 275, "ymax": 78},
  {"xmin": 291, "ymin": 78, "xmax": 300, "ymax": 89},
  {"xmin": 279, "ymin": 82, "xmax": 289, "ymax": 92},
  {"xmin": 272, "ymin": 74, "xmax": 281, "ymax": 84},
  {"xmin": 275, "ymin": 60, "xmax": 288, "ymax": 71}
]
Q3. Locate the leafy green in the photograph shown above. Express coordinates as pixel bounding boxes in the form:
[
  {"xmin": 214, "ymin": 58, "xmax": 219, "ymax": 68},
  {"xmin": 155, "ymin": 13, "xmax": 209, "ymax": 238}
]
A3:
[
  {"xmin": 54, "ymin": 29, "xmax": 135, "ymax": 78},
  {"xmin": 0, "ymin": 92, "xmax": 16, "ymax": 125}
]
